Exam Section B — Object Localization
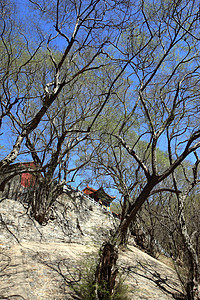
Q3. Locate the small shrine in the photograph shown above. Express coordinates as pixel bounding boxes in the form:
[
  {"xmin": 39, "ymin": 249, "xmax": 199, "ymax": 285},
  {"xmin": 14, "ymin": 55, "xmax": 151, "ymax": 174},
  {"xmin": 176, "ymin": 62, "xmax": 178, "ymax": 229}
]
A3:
[{"xmin": 82, "ymin": 184, "xmax": 116, "ymax": 210}]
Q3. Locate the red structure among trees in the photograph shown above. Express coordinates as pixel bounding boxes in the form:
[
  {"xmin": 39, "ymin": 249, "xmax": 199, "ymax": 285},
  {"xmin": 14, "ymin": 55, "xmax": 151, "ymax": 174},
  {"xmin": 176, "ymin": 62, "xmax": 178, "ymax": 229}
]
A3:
[
  {"xmin": 20, "ymin": 162, "xmax": 36, "ymax": 188},
  {"xmin": 82, "ymin": 185, "xmax": 116, "ymax": 210},
  {"xmin": 0, "ymin": 161, "xmax": 38, "ymax": 199}
]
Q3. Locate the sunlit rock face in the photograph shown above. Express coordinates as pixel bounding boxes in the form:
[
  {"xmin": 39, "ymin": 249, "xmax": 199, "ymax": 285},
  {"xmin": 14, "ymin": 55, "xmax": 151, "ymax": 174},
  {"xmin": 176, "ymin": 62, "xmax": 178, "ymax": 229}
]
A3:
[
  {"xmin": 0, "ymin": 190, "xmax": 118, "ymax": 247},
  {"xmin": 0, "ymin": 193, "xmax": 182, "ymax": 300}
]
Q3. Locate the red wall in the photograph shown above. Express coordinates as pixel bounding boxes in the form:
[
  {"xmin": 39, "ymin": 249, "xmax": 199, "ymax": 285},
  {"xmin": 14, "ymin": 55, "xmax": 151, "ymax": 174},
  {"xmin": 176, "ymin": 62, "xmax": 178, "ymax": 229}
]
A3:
[{"xmin": 20, "ymin": 162, "xmax": 36, "ymax": 188}]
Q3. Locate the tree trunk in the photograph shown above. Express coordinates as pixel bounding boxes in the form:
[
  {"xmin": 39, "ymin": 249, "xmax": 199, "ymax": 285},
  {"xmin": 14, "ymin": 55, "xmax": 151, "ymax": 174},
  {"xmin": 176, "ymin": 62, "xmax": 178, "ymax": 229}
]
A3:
[
  {"xmin": 23, "ymin": 178, "xmax": 61, "ymax": 225},
  {"xmin": 178, "ymin": 193, "xmax": 200, "ymax": 300},
  {"xmin": 95, "ymin": 242, "xmax": 118, "ymax": 300},
  {"xmin": 114, "ymin": 176, "xmax": 158, "ymax": 243}
]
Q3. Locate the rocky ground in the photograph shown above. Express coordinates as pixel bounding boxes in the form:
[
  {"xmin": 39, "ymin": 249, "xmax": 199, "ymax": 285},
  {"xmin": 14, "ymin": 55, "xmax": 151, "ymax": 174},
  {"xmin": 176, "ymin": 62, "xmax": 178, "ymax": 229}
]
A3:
[{"xmin": 0, "ymin": 195, "xmax": 183, "ymax": 300}]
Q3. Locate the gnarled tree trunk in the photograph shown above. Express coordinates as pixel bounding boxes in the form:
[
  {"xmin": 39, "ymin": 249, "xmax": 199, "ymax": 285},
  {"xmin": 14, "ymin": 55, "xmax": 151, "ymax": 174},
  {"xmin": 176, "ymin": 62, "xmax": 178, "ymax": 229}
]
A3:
[{"xmin": 95, "ymin": 242, "xmax": 118, "ymax": 300}]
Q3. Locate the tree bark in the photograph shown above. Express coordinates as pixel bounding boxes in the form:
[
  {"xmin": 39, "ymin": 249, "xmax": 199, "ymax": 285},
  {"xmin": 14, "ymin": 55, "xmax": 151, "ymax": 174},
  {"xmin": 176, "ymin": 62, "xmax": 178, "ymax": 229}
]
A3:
[
  {"xmin": 95, "ymin": 242, "xmax": 118, "ymax": 300},
  {"xmin": 178, "ymin": 192, "xmax": 200, "ymax": 300},
  {"xmin": 113, "ymin": 175, "xmax": 158, "ymax": 244}
]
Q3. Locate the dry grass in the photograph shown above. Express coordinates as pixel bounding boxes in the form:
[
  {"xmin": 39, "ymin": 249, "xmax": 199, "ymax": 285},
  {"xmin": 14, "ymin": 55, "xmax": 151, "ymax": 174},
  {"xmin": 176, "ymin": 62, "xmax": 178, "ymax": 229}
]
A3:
[{"xmin": 157, "ymin": 253, "xmax": 174, "ymax": 269}]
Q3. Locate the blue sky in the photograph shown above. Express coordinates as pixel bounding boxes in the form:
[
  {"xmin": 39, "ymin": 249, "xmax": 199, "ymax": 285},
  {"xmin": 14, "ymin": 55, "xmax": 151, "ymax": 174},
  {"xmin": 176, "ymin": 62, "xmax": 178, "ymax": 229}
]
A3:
[{"xmin": 1, "ymin": 0, "xmax": 199, "ymax": 198}]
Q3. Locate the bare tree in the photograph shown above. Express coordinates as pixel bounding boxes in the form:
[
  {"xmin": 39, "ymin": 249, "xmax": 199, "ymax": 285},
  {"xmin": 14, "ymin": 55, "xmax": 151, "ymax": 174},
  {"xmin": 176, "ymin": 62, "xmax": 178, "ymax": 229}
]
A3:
[
  {"xmin": 17, "ymin": 77, "xmax": 101, "ymax": 223},
  {"xmin": 0, "ymin": 0, "xmax": 133, "ymax": 170},
  {"xmin": 80, "ymin": 0, "xmax": 200, "ymax": 298},
  {"xmin": 0, "ymin": 0, "xmax": 44, "ymax": 130},
  {"xmin": 0, "ymin": 0, "xmax": 138, "ymax": 220},
  {"xmin": 162, "ymin": 144, "xmax": 200, "ymax": 300},
  {"xmin": 107, "ymin": 0, "xmax": 200, "ymax": 241},
  {"xmin": 1, "ymin": 0, "xmax": 200, "ymax": 298}
]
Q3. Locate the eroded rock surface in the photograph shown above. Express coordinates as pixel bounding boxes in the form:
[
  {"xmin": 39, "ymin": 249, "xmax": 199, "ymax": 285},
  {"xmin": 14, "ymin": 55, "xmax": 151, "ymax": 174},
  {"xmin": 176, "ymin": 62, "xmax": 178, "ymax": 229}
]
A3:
[
  {"xmin": 0, "ymin": 193, "xmax": 117, "ymax": 246},
  {"xmin": 0, "ymin": 196, "xmax": 183, "ymax": 299}
]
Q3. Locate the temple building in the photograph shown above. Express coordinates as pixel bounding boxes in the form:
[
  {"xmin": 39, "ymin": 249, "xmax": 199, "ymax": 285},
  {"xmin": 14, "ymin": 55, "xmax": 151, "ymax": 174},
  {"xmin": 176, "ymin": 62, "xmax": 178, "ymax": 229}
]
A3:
[
  {"xmin": 0, "ymin": 162, "xmax": 37, "ymax": 198},
  {"xmin": 82, "ymin": 184, "xmax": 116, "ymax": 211}
]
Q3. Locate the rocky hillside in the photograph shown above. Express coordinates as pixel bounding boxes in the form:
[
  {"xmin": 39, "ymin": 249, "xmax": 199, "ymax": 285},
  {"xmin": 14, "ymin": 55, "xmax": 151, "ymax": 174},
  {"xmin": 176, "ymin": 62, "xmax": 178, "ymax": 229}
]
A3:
[
  {"xmin": 0, "ymin": 189, "xmax": 117, "ymax": 246},
  {"xmin": 0, "ymin": 192, "xmax": 183, "ymax": 300}
]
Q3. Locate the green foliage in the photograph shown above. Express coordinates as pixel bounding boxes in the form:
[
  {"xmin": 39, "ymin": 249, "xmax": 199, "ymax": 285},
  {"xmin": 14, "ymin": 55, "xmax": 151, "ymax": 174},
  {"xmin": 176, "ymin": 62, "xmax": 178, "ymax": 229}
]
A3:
[
  {"xmin": 71, "ymin": 253, "xmax": 130, "ymax": 300},
  {"xmin": 70, "ymin": 253, "xmax": 97, "ymax": 300},
  {"xmin": 111, "ymin": 276, "xmax": 131, "ymax": 300}
]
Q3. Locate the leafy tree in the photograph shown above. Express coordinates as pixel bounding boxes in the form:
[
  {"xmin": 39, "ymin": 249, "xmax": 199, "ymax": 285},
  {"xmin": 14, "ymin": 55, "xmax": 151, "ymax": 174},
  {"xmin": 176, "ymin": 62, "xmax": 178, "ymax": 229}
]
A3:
[
  {"xmin": 79, "ymin": 0, "xmax": 200, "ymax": 298},
  {"xmin": 0, "ymin": 0, "xmax": 133, "ymax": 170},
  {"xmin": 0, "ymin": 0, "xmax": 135, "ymax": 214},
  {"xmin": 1, "ymin": 0, "xmax": 200, "ymax": 299},
  {"xmin": 144, "ymin": 157, "xmax": 200, "ymax": 300}
]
